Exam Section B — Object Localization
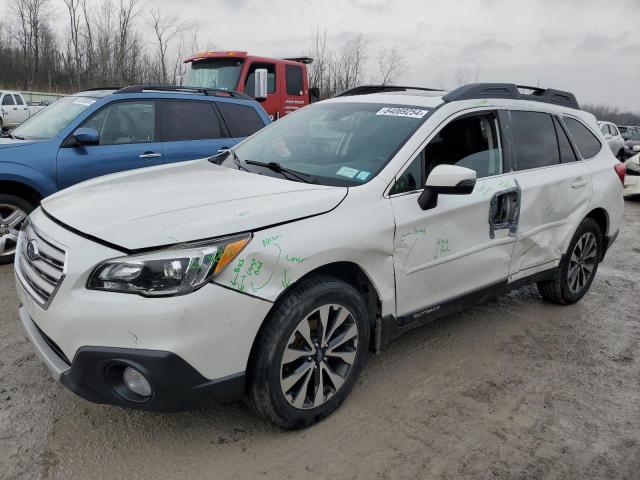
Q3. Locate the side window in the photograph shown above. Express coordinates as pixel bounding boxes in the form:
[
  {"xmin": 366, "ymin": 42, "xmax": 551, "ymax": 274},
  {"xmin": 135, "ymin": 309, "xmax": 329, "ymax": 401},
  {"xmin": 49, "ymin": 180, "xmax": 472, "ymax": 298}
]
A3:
[
  {"xmin": 509, "ymin": 111, "xmax": 559, "ymax": 170},
  {"xmin": 600, "ymin": 124, "xmax": 607, "ymax": 135},
  {"xmin": 217, "ymin": 102, "xmax": 265, "ymax": 138},
  {"xmin": 553, "ymin": 117, "xmax": 578, "ymax": 163},
  {"xmin": 285, "ymin": 65, "xmax": 304, "ymax": 96},
  {"xmin": 82, "ymin": 101, "xmax": 156, "ymax": 145},
  {"xmin": 425, "ymin": 112, "xmax": 503, "ymax": 179},
  {"xmin": 390, "ymin": 112, "xmax": 503, "ymax": 195},
  {"xmin": 390, "ymin": 152, "xmax": 423, "ymax": 195},
  {"xmin": 161, "ymin": 101, "xmax": 223, "ymax": 142},
  {"xmin": 2, "ymin": 95, "xmax": 15, "ymax": 106},
  {"xmin": 244, "ymin": 63, "xmax": 276, "ymax": 96},
  {"xmin": 14, "ymin": 95, "xmax": 24, "ymax": 105},
  {"xmin": 563, "ymin": 117, "xmax": 602, "ymax": 159},
  {"xmin": 611, "ymin": 125, "xmax": 619, "ymax": 137}
]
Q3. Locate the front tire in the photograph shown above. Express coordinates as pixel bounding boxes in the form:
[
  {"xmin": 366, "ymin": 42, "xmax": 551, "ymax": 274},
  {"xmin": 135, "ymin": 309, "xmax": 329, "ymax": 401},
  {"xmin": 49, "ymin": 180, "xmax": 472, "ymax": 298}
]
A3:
[
  {"xmin": 0, "ymin": 195, "xmax": 33, "ymax": 265},
  {"xmin": 537, "ymin": 218, "xmax": 602, "ymax": 304},
  {"xmin": 248, "ymin": 275, "xmax": 370, "ymax": 429}
]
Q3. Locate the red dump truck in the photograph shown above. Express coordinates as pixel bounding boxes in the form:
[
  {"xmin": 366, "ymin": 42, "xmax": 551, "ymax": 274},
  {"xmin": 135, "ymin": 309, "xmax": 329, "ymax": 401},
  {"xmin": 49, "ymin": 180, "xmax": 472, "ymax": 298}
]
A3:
[{"xmin": 183, "ymin": 51, "xmax": 318, "ymax": 120}]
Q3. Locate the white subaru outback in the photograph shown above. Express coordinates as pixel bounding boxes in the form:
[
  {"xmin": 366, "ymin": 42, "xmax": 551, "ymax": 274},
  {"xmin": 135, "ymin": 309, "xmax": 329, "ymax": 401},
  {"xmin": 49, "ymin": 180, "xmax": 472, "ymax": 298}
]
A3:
[{"xmin": 15, "ymin": 83, "xmax": 624, "ymax": 429}]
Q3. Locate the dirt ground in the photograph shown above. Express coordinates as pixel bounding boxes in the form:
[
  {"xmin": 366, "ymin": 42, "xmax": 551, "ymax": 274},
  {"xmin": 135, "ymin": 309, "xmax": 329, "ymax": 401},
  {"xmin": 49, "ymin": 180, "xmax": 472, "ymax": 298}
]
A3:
[{"xmin": 1, "ymin": 200, "xmax": 639, "ymax": 480}]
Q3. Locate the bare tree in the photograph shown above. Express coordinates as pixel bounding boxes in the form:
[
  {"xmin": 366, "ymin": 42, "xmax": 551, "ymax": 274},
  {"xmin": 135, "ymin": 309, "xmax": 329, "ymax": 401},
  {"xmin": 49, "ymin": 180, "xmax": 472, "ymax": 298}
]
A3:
[
  {"xmin": 376, "ymin": 46, "xmax": 406, "ymax": 86},
  {"xmin": 306, "ymin": 27, "xmax": 333, "ymax": 98},
  {"xmin": 148, "ymin": 4, "xmax": 187, "ymax": 83},
  {"xmin": 332, "ymin": 34, "xmax": 368, "ymax": 93},
  {"xmin": 454, "ymin": 65, "xmax": 479, "ymax": 87}
]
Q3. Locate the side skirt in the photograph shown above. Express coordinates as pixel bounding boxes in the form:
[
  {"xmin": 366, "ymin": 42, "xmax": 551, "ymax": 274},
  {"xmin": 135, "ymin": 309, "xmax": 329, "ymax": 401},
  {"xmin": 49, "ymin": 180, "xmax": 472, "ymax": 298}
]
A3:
[{"xmin": 377, "ymin": 268, "xmax": 559, "ymax": 350}]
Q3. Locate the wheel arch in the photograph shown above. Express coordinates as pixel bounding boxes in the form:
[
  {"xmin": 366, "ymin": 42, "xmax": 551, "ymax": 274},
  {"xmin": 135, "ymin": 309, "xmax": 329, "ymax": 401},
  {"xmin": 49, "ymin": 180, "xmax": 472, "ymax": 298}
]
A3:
[
  {"xmin": 245, "ymin": 261, "xmax": 383, "ymax": 381},
  {"xmin": 0, "ymin": 180, "xmax": 43, "ymax": 206}
]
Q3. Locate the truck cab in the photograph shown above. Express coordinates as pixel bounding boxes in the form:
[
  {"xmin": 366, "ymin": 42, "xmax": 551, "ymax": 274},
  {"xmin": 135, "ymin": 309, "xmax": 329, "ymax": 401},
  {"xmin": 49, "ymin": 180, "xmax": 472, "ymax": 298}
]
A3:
[
  {"xmin": 0, "ymin": 91, "xmax": 45, "ymax": 129},
  {"xmin": 183, "ymin": 51, "xmax": 316, "ymax": 121}
]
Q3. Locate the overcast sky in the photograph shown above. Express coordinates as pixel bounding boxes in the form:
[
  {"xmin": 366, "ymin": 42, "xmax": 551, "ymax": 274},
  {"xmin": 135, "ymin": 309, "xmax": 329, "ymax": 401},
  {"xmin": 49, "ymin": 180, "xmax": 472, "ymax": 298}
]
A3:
[{"xmin": 49, "ymin": 0, "xmax": 640, "ymax": 110}]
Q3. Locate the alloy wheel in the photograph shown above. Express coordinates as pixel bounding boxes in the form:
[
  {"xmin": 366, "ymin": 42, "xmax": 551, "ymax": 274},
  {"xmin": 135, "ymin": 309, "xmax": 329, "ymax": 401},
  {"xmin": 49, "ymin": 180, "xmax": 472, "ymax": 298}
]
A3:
[
  {"xmin": 567, "ymin": 232, "xmax": 597, "ymax": 294},
  {"xmin": 0, "ymin": 204, "xmax": 27, "ymax": 258},
  {"xmin": 280, "ymin": 304, "xmax": 359, "ymax": 410}
]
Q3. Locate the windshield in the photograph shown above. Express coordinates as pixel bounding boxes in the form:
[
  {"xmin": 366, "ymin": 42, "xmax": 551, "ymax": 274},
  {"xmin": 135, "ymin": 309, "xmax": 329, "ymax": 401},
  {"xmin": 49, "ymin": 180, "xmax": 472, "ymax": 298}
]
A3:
[
  {"xmin": 184, "ymin": 59, "xmax": 243, "ymax": 90},
  {"xmin": 229, "ymin": 102, "xmax": 431, "ymax": 186},
  {"xmin": 12, "ymin": 95, "xmax": 97, "ymax": 140}
]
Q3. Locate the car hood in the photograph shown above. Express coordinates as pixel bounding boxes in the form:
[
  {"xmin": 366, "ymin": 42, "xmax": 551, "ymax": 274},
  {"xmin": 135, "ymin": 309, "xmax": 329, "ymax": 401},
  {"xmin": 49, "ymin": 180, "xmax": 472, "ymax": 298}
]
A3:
[
  {"xmin": 0, "ymin": 137, "xmax": 40, "ymax": 149},
  {"xmin": 42, "ymin": 159, "xmax": 348, "ymax": 250},
  {"xmin": 625, "ymin": 140, "xmax": 640, "ymax": 147}
]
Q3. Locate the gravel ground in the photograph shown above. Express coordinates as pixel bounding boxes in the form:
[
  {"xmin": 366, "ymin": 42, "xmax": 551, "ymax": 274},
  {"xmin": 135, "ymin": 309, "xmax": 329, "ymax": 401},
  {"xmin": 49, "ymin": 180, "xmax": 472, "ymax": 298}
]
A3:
[{"xmin": 1, "ymin": 200, "xmax": 639, "ymax": 480}]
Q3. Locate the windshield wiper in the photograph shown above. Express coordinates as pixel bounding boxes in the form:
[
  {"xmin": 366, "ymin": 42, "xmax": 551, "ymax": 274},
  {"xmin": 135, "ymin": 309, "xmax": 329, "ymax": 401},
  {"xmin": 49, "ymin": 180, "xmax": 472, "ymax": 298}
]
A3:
[{"xmin": 243, "ymin": 160, "xmax": 317, "ymax": 184}]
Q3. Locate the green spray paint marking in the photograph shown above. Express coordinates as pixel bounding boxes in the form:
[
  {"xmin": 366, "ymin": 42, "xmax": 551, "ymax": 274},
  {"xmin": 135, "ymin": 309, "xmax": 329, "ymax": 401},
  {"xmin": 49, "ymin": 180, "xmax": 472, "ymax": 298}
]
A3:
[
  {"xmin": 261, "ymin": 235, "xmax": 283, "ymax": 248},
  {"xmin": 251, "ymin": 243, "xmax": 282, "ymax": 293},
  {"xmin": 286, "ymin": 255, "xmax": 307, "ymax": 264},
  {"xmin": 400, "ymin": 226, "xmax": 426, "ymax": 242},
  {"xmin": 436, "ymin": 238, "xmax": 450, "ymax": 257},
  {"xmin": 282, "ymin": 268, "xmax": 292, "ymax": 288}
]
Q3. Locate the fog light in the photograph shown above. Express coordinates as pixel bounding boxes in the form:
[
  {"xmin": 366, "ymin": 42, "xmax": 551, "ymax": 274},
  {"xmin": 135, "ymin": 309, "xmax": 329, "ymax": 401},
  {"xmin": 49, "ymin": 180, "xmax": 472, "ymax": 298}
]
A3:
[{"xmin": 123, "ymin": 366, "xmax": 152, "ymax": 397}]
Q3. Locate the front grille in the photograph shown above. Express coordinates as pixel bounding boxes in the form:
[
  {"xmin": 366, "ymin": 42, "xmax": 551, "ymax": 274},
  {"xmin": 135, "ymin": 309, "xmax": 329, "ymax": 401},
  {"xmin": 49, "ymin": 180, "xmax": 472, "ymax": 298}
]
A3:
[{"xmin": 16, "ymin": 222, "xmax": 67, "ymax": 309}]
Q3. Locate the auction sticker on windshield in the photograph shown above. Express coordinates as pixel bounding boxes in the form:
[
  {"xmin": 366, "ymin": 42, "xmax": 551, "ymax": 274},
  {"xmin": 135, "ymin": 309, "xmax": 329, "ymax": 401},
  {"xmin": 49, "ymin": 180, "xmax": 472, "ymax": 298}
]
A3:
[
  {"xmin": 336, "ymin": 166, "xmax": 359, "ymax": 178},
  {"xmin": 376, "ymin": 107, "xmax": 429, "ymax": 118}
]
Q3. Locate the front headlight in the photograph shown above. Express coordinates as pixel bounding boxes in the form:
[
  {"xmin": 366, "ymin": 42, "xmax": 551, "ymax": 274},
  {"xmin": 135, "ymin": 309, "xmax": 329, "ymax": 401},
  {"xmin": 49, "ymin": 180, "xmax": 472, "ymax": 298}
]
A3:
[{"xmin": 87, "ymin": 233, "xmax": 251, "ymax": 296}]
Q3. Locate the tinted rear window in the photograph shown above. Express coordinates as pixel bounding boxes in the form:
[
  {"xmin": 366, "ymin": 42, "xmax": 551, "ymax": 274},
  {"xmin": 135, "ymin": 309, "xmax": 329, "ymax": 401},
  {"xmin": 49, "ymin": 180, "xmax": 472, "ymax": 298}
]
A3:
[
  {"xmin": 217, "ymin": 102, "xmax": 265, "ymax": 138},
  {"xmin": 510, "ymin": 111, "xmax": 560, "ymax": 171},
  {"xmin": 161, "ymin": 101, "xmax": 223, "ymax": 141},
  {"xmin": 14, "ymin": 95, "xmax": 24, "ymax": 105},
  {"xmin": 563, "ymin": 117, "xmax": 601, "ymax": 159}
]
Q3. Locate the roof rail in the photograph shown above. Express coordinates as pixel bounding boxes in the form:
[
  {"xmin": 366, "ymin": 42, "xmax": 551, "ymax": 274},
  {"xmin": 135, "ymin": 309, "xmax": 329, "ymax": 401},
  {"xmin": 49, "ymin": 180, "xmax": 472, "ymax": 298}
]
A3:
[
  {"xmin": 282, "ymin": 56, "xmax": 314, "ymax": 64},
  {"xmin": 442, "ymin": 83, "xmax": 580, "ymax": 110},
  {"xmin": 81, "ymin": 86, "xmax": 122, "ymax": 91},
  {"xmin": 334, "ymin": 85, "xmax": 444, "ymax": 97},
  {"xmin": 114, "ymin": 85, "xmax": 252, "ymax": 100}
]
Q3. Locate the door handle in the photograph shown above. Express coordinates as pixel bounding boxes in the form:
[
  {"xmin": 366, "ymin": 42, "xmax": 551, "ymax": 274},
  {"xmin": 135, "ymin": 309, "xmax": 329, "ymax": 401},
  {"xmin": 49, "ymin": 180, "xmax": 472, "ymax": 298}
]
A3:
[
  {"xmin": 139, "ymin": 152, "xmax": 162, "ymax": 159},
  {"xmin": 217, "ymin": 147, "xmax": 232, "ymax": 153},
  {"xmin": 571, "ymin": 178, "xmax": 588, "ymax": 189}
]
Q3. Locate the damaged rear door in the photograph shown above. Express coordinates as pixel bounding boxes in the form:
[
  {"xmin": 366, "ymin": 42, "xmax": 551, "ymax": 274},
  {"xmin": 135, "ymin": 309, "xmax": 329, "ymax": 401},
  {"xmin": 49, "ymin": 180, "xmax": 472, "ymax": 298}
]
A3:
[{"xmin": 507, "ymin": 110, "xmax": 593, "ymax": 280}]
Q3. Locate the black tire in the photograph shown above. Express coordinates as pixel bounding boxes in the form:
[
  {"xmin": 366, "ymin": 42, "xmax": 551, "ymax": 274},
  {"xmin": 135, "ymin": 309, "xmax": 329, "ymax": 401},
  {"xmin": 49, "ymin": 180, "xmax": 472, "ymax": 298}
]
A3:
[
  {"xmin": 247, "ymin": 275, "xmax": 370, "ymax": 429},
  {"xmin": 617, "ymin": 150, "xmax": 625, "ymax": 162},
  {"xmin": 0, "ymin": 194, "xmax": 34, "ymax": 265},
  {"xmin": 537, "ymin": 218, "xmax": 603, "ymax": 305}
]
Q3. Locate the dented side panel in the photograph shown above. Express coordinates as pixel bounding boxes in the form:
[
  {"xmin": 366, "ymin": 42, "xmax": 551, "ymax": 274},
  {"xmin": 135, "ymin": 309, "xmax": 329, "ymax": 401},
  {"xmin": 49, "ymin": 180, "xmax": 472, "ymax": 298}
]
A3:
[
  {"xmin": 509, "ymin": 162, "xmax": 593, "ymax": 280},
  {"xmin": 214, "ymin": 186, "xmax": 397, "ymax": 317}
]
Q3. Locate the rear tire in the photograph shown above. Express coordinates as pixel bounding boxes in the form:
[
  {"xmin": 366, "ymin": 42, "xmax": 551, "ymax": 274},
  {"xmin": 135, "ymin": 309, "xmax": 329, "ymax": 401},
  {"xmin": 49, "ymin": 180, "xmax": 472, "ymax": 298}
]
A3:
[
  {"xmin": 247, "ymin": 275, "xmax": 370, "ymax": 429},
  {"xmin": 0, "ymin": 194, "xmax": 33, "ymax": 265},
  {"xmin": 537, "ymin": 218, "xmax": 602, "ymax": 305},
  {"xmin": 617, "ymin": 150, "xmax": 625, "ymax": 161}
]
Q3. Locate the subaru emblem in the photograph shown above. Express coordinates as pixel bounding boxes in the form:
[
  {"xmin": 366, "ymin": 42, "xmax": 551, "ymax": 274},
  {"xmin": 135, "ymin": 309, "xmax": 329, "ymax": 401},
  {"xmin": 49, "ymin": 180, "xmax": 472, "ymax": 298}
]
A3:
[{"xmin": 26, "ymin": 239, "xmax": 40, "ymax": 261}]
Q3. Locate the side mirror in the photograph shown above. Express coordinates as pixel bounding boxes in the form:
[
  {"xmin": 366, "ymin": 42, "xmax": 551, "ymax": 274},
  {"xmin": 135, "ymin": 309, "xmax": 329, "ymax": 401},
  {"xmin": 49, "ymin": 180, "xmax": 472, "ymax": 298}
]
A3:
[
  {"xmin": 418, "ymin": 165, "xmax": 476, "ymax": 210},
  {"xmin": 254, "ymin": 68, "xmax": 268, "ymax": 102},
  {"xmin": 72, "ymin": 127, "xmax": 99, "ymax": 146}
]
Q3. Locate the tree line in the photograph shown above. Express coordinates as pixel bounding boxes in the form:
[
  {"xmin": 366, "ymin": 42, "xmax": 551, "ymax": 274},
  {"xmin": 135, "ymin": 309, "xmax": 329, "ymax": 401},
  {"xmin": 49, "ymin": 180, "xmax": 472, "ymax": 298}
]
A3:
[{"xmin": 0, "ymin": 1, "xmax": 406, "ymax": 96}]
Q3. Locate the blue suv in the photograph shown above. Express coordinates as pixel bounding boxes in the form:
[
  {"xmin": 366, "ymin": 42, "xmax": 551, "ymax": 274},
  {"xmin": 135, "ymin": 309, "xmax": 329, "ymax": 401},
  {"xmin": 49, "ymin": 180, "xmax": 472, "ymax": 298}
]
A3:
[{"xmin": 0, "ymin": 85, "xmax": 270, "ymax": 263}]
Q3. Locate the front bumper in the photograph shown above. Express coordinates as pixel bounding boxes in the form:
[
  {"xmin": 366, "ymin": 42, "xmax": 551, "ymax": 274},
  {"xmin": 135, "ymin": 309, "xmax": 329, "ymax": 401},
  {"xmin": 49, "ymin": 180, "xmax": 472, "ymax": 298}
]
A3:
[
  {"xmin": 14, "ymin": 208, "xmax": 274, "ymax": 410},
  {"xmin": 19, "ymin": 306, "xmax": 246, "ymax": 411}
]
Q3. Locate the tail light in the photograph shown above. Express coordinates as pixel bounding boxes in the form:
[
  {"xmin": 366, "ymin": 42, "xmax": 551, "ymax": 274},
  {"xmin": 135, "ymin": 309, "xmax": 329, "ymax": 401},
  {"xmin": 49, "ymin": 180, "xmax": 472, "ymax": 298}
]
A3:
[{"xmin": 614, "ymin": 163, "xmax": 626, "ymax": 185}]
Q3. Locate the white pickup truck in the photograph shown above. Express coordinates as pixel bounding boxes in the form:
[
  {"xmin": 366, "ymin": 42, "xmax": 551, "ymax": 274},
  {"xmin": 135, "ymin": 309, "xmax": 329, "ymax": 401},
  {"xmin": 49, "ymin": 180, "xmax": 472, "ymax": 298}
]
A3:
[{"xmin": 0, "ymin": 91, "xmax": 46, "ymax": 129}]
